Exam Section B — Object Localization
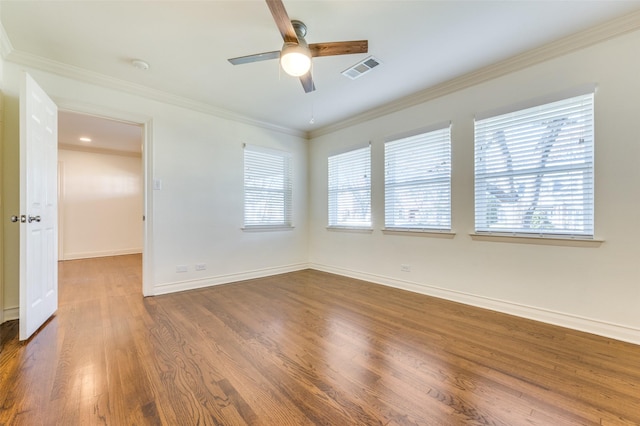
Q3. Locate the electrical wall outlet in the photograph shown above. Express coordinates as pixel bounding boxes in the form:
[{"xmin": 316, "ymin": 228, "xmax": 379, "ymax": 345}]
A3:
[
  {"xmin": 401, "ymin": 264, "xmax": 411, "ymax": 272},
  {"xmin": 195, "ymin": 263, "xmax": 206, "ymax": 271},
  {"xmin": 176, "ymin": 265, "xmax": 188, "ymax": 273}
]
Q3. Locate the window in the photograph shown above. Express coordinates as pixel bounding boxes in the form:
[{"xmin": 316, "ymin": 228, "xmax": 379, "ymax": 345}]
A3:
[
  {"xmin": 384, "ymin": 125, "xmax": 451, "ymax": 231},
  {"xmin": 474, "ymin": 92, "xmax": 594, "ymax": 237},
  {"xmin": 243, "ymin": 145, "xmax": 292, "ymax": 228},
  {"xmin": 328, "ymin": 145, "xmax": 371, "ymax": 228}
]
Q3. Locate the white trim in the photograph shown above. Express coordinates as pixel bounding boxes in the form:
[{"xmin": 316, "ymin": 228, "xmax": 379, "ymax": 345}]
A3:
[
  {"xmin": 3, "ymin": 306, "xmax": 19, "ymax": 322},
  {"xmin": 309, "ymin": 11, "xmax": 640, "ymax": 139},
  {"xmin": 62, "ymin": 249, "xmax": 142, "ymax": 261},
  {"xmin": 152, "ymin": 263, "xmax": 309, "ymax": 296},
  {"xmin": 382, "ymin": 228, "xmax": 456, "ymax": 239},
  {"xmin": 57, "ymin": 161, "xmax": 65, "ymax": 261},
  {"xmin": 2, "ymin": 49, "xmax": 306, "ymax": 139},
  {"xmin": 142, "ymin": 119, "xmax": 154, "ymax": 297},
  {"xmin": 308, "ymin": 263, "xmax": 640, "ymax": 346},
  {"xmin": 470, "ymin": 233, "xmax": 603, "ymax": 247},
  {"xmin": 326, "ymin": 226, "xmax": 374, "ymax": 233}
]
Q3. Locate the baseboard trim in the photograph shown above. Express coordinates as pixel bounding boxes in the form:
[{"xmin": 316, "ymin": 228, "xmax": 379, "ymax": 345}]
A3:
[
  {"xmin": 3, "ymin": 306, "xmax": 19, "ymax": 322},
  {"xmin": 309, "ymin": 263, "xmax": 640, "ymax": 346},
  {"xmin": 62, "ymin": 249, "xmax": 142, "ymax": 260},
  {"xmin": 152, "ymin": 263, "xmax": 310, "ymax": 296}
]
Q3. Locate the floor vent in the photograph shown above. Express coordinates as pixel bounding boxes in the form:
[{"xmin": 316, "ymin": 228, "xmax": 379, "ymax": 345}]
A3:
[{"xmin": 341, "ymin": 56, "xmax": 381, "ymax": 80}]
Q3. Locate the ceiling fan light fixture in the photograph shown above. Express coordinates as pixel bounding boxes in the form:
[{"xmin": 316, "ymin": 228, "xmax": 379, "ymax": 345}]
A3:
[{"xmin": 280, "ymin": 43, "xmax": 311, "ymax": 77}]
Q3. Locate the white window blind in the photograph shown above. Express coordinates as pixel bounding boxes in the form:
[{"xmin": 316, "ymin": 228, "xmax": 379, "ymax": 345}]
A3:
[
  {"xmin": 385, "ymin": 126, "xmax": 451, "ymax": 230},
  {"xmin": 328, "ymin": 146, "xmax": 371, "ymax": 227},
  {"xmin": 474, "ymin": 93, "xmax": 594, "ymax": 237},
  {"xmin": 244, "ymin": 145, "xmax": 292, "ymax": 228}
]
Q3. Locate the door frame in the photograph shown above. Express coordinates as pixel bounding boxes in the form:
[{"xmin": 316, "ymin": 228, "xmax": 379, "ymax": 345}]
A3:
[{"xmin": 55, "ymin": 100, "xmax": 154, "ymax": 296}]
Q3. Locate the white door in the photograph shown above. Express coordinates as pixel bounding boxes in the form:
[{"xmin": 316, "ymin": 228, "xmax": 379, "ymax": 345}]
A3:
[{"xmin": 19, "ymin": 72, "xmax": 58, "ymax": 341}]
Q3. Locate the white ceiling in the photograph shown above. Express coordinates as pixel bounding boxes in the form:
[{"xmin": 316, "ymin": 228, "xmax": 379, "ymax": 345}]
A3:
[
  {"xmin": 3, "ymin": 0, "xmax": 640, "ymax": 138},
  {"xmin": 58, "ymin": 110, "xmax": 143, "ymax": 154}
]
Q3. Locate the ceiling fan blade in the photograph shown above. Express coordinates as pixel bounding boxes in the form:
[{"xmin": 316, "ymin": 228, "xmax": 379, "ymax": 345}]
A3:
[
  {"xmin": 309, "ymin": 40, "xmax": 368, "ymax": 57},
  {"xmin": 228, "ymin": 51, "xmax": 280, "ymax": 65},
  {"xmin": 300, "ymin": 72, "xmax": 315, "ymax": 93},
  {"xmin": 265, "ymin": 0, "xmax": 298, "ymax": 43}
]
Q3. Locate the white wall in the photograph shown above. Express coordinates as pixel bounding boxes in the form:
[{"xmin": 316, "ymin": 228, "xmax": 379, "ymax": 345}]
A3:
[
  {"xmin": 1, "ymin": 63, "xmax": 309, "ymax": 316},
  {"xmin": 309, "ymin": 31, "xmax": 640, "ymax": 344},
  {"xmin": 58, "ymin": 148, "xmax": 143, "ymax": 260},
  {"xmin": 2, "ymin": 94, "xmax": 18, "ymax": 320}
]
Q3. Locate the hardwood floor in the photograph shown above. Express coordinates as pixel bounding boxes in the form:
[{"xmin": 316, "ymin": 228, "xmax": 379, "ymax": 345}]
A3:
[{"xmin": 1, "ymin": 255, "xmax": 639, "ymax": 425}]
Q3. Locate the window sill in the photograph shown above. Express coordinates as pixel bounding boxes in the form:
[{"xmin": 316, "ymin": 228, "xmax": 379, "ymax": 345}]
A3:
[
  {"xmin": 382, "ymin": 228, "xmax": 456, "ymax": 239},
  {"xmin": 242, "ymin": 225, "xmax": 294, "ymax": 232},
  {"xmin": 326, "ymin": 226, "xmax": 374, "ymax": 234},
  {"xmin": 469, "ymin": 232, "xmax": 603, "ymax": 247}
]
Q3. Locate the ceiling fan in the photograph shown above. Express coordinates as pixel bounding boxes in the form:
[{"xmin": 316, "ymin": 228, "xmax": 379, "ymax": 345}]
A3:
[{"xmin": 228, "ymin": 0, "xmax": 368, "ymax": 93}]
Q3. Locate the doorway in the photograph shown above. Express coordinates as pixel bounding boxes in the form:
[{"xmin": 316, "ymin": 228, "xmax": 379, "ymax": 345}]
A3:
[{"xmin": 57, "ymin": 110, "xmax": 145, "ymax": 293}]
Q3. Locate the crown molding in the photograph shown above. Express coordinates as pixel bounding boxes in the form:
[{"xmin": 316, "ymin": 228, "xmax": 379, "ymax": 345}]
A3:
[
  {"xmin": 0, "ymin": 15, "xmax": 13, "ymax": 59},
  {"xmin": 2, "ymin": 10, "xmax": 639, "ymax": 141},
  {"xmin": 309, "ymin": 10, "xmax": 640, "ymax": 139},
  {"xmin": 0, "ymin": 26, "xmax": 306, "ymax": 139}
]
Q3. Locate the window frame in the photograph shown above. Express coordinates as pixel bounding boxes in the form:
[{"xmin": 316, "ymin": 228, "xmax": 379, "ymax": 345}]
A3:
[
  {"xmin": 243, "ymin": 144, "xmax": 293, "ymax": 230},
  {"xmin": 473, "ymin": 91, "xmax": 595, "ymax": 239},
  {"xmin": 327, "ymin": 145, "xmax": 372, "ymax": 229},
  {"xmin": 384, "ymin": 123, "xmax": 452, "ymax": 232}
]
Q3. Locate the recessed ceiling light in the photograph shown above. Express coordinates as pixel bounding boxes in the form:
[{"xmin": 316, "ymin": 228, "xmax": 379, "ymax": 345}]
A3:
[
  {"xmin": 131, "ymin": 59, "xmax": 150, "ymax": 71},
  {"xmin": 79, "ymin": 137, "xmax": 92, "ymax": 142}
]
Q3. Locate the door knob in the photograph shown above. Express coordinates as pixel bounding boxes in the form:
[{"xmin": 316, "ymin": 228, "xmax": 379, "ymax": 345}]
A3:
[
  {"xmin": 28, "ymin": 215, "xmax": 41, "ymax": 223},
  {"xmin": 10, "ymin": 215, "xmax": 27, "ymax": 223}
]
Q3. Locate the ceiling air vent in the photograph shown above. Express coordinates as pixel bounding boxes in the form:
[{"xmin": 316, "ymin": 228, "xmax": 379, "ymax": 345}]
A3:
[{"xmin": 341, "ymin": 56, "xmax": 381, "ymax": 80}]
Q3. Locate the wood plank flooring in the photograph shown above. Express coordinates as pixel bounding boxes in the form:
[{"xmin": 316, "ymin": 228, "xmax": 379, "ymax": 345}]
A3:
[{"xmin": 1, "ymin": 254, "xmax": 639, "ymax": 425}]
